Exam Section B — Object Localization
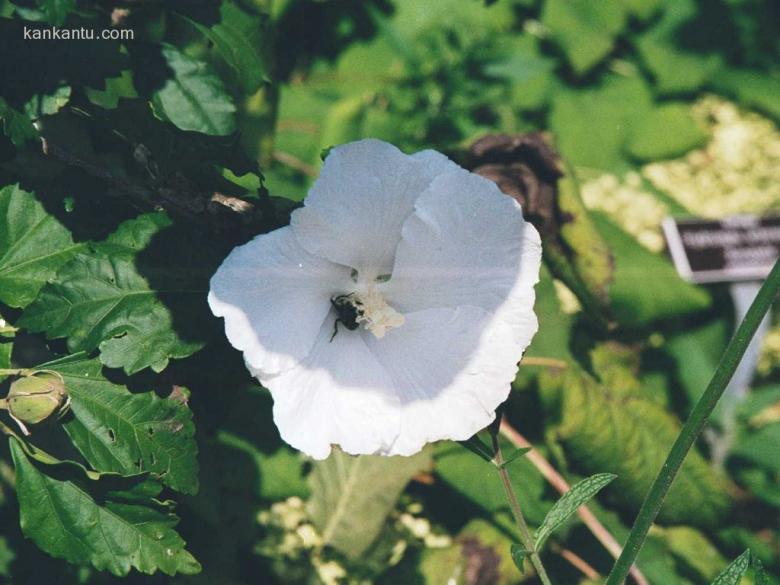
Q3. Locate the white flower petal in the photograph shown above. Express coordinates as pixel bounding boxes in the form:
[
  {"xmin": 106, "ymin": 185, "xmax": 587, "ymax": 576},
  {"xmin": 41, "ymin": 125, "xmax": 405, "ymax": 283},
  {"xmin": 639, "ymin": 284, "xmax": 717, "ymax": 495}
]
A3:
[
  {"xmin": 260, "ymin": 319, "xmax": 401, "ymax": 459},
  {"xmin": 384, "ymin": 166, "xmax": 542, "ymax": 315},
  {"xmin": 365, "ymin": 306, "xmax": 534, "ymax": 456},
  {"xmin": 210, "ymin": 141, "xmax": 543, "ymax": 459},
  {"xmin": 291, "ymin": 139, "xmax": 457, "ymax": 277},
  {"xmin": 208, "ymin": 227, "xmax": 351, "ymax": 377}
]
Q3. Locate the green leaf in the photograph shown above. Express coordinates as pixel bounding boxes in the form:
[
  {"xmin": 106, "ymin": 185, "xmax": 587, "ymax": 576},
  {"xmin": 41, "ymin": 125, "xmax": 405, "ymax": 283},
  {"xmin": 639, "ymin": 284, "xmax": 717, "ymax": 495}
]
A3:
[
  {"xmin": 41, "ymin": 353, "xmax": 199, "ymax": 494},
  {"xmin": 510, "ymin": 543, "xmax": 529, "ymax": 573},
  {"xmin": 0, "ymin": 97, "xmax": 38, "ymax": 147},
  {"xmin": 710, "ymin": 550, "xmax": 750, "ymax": 585},
  {"xmin": 712, "ymin": 68, "xmax": 780, "ymax": 123},
  {"xmin": 458, "ymin": 434, "xmax": 495, "ymax": 463},
  {"xmin": 499, "ymin": 447, "xmax": 531, "ymax": 469},
  {"xmin": 732, "ymin": 423, "xmax": 780, "ymax": 473},
  {"xmin": 10, "ymin": 438, "xmax": 200, "ymax": 577},
  {"xmin": 541, "ymin": 347, "xmax": 732, "ymax": 526},
  {"xmin": 550, "ymin": 76, "xmax": 653, "ymax": 171},
  {"xmin": 435, "ymin": 440, "xmax": 549, "ymax": 525},
  {"xmin": 85, "ymin": 70, "xmax": 138, "ymax": 109},
  {"xmin": 308, "ymin": 447, "xmax": 431, "ymax": 559},
  {"xmin": 20, "ymin": 212, "xmax": 216, "ymax": 374},
  {"xmin": 534, "ymin": 473, "xmax": 616, "ymax": 550},
  {"xmin": 0, "ymin": 183, "xmax": 82, "ymax": 308},
  {"xmin": 626, "ymin": 104, "xmax": 708, "ymax": 162},
  {"xmin": 541, "ymin": 0, "xmax": 626, "ymax": 75},
  {"xmin": 751, "ymin": 555, "xmax": 769, "ymax": 585},
  {"xmin": 182, "ymin": 0, "xmax": 269, "ymax": 94},
  {"xmin": 487, "ymin": 36, "xmax": 556, "ymax": 112},
  {"xmin": 554, "ymin": 172, "xmax": 614, "ymax": 315},
  {"xmin": 0, "ymin": 312, "xmax": 13, "ymax": 383},
  {"xmin": 0, "ymin": 536, "xmax": 13, "ymax": 577},
  {"xmin": 36, "ymin": 0, "xmax": 75, "ymax": 25},
  {"xmin": 151, "ymin": 45, "xmax": 236, "ymax": 136},
  {"xmin": 662, "ymin": 526, "xmax": 728, "ymax": 582},
  {"xmin": 23, "ymin": 85, "xmax": 71, "ymax": 119},
  {"xmin": 522, "ymin": 266, "xmax": 573, "ymax": 363},
  {"xmin": 635, "ymin": 35, "xmax": 721, "ymax": 95},
  {"xmin": 665, "ymin": 317, "xmax": 730, "ymax": 414},
  {"xmin": 592, "ymin": 213, "xmax": 711, "ymax": 326},
  {"xmin": 632, "ymin": 0, "xmax": 722, "ymax": 95},
  {"xmin": 618, "ymin": 0, "xmax": 663, "ymax": 21}
]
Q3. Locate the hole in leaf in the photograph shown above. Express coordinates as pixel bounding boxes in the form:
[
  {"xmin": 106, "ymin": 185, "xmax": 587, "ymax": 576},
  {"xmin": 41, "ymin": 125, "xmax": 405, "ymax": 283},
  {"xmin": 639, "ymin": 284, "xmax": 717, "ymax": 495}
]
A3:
[
  {"xmin": 147, "ymin": 427, "xmax": 155, "ymax": 437},
  {"xmin": 134, "ymin": 458, "xmax": 143, "ymax": 469},
  {"xmin": 107, "ymin": 429, "xmax": 116, "ymax": 443}
]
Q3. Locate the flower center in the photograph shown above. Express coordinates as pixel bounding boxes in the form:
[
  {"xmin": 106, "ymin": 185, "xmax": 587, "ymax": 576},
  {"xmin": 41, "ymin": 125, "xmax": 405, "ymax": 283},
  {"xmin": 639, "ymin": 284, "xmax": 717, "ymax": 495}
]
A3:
[
  {"xmin": 355, "ymin": 286, "xmax": 405, "ymax": 338},
  {"xmin": 331, "ymin": 285, "xmax": 405, "ymax": 340}
]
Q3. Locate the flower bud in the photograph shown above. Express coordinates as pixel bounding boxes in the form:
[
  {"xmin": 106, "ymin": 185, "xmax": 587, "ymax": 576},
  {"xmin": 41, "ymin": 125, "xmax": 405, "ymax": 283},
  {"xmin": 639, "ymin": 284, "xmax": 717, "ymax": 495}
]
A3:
[{"xmin": 5, "ymin": 371, "xmax": 69, "ymax": 434}]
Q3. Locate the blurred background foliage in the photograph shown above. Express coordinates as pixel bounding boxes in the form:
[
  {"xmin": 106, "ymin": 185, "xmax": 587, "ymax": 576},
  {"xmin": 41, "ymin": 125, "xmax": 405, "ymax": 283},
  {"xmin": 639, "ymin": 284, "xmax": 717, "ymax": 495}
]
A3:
[{"xmin": 1, "ymin": 0, "xmax": 780, "ymax": 584}]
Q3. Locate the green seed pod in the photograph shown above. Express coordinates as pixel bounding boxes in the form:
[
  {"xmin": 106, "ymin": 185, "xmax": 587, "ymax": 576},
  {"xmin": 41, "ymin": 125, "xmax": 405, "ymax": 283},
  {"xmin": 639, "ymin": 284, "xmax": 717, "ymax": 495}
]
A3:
[{"xmin": 5, "ymin": 371, "xmax": 69, "ymax": 434}]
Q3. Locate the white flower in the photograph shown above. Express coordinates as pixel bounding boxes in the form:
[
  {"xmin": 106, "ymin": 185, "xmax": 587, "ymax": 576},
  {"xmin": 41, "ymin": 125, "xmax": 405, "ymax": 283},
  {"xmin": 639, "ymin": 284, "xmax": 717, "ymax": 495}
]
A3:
[{"xmin": 208, "ymin": 139, "xmax": 541, "ymax": 459}]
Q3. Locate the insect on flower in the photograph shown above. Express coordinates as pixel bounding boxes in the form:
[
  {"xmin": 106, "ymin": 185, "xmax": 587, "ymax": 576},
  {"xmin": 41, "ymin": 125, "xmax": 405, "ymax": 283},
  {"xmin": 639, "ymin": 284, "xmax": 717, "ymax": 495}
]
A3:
[
  {"xmin": 209, "ymin": 139, "xmax": 541, "ymax": 459},
  {"xmin": 330, "ymin": 294, "xmax": 364, "ymax": 341}
]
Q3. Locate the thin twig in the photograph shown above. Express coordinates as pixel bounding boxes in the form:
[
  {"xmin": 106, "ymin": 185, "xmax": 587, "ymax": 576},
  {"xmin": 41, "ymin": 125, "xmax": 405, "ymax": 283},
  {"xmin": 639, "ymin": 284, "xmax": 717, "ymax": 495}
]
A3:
[
  {"xmin": 499, "ymin": 420, "xmax": 650, "ymax": 585},
  {"xmin": 520, "ymin": 356, "xmax": 569, "ymax": 369},
  {"xmin": 551, "ymin": 544, "xmax": 600, "ymax": 580},
  {"xmin": 273, "ymin": 150, "xmax": 317, "ymax": 177},
  {"xmin": 491, "ymin": 432, "xmax": 554, "ymax": 585},
  {"xmin": 37, "ymin": 137, "xmax": 268, "ymax": 240}
]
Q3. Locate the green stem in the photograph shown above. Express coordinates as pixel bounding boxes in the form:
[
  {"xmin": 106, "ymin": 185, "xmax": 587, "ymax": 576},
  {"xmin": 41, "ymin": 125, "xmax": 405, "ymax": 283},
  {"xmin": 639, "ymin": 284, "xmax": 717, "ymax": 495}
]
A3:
[
  {"xmin": 605, "ymin": 258, "xmax": 780, "ymax": 585},
  {"xmin": 492, "ymin": 434, "xmax": 554, "ymax": 585}
]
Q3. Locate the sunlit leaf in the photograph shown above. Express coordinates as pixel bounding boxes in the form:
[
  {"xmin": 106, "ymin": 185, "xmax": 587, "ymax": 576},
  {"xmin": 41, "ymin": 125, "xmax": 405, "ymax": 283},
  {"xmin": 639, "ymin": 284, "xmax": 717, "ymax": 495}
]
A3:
[
  {"xmin": 626, "ymin": 104, "xmax": 708, "ymax": 162},
  {"xmin": 182, "ymin": 0, "xmax": 269, "ymax": 94},
  {"xmin": 308, "ymin": 447, "xmax": 430, "ymax": 558},
  {"xmin": 0, "ymin": 184, "xmax": 82, "ymax": 308},
  {"xmin": 541, "ymin": 0, "xmax": 626, "ymax": 75},
  {"xmin": 151, "ymin": 45, "xmax": 236, "ymax": 136}
]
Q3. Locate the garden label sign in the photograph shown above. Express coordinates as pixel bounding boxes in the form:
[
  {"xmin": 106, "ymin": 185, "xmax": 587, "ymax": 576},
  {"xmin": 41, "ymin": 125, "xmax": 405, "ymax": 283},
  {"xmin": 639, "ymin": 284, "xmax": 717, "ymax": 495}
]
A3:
[
  {"xmin": 663, "ymin": 215, "xmax": 780, "ymax": 284},
  {"xmin": 663, "ymin": 214, "xmax": 778, "ymax": 464}
]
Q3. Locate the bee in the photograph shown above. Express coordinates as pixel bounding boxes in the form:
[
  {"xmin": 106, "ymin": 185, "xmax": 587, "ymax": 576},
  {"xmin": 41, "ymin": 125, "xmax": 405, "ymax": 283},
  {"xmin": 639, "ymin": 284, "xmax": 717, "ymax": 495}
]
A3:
[{"xmin": 330, "ymin": 293, "xmax": 363, "ymax": 341}]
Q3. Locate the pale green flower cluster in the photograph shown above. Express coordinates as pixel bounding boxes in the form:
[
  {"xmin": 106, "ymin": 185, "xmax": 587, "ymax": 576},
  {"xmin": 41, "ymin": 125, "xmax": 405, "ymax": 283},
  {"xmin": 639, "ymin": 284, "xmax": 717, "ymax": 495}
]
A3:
[
  {"xmin": 255, "ymin": 497, "xmax": 450, "ymax": 585},
  {"xmin": 553, "ymin": 279, "xmax": 582, "ymax": 315},
  {"xmin": 758, "ymin": 324, "xmax": 780, "ymax": 376},
  {"xmin": 581, "ymin": 171, "xmax": 668, "ymax": 252},
  {"xmin": 644, "ymin": 96, "xmax": 780, "ymax": 218},
  {"xmin": 580, "ymin": 96, "xmax": 780, "ymax": 253}
]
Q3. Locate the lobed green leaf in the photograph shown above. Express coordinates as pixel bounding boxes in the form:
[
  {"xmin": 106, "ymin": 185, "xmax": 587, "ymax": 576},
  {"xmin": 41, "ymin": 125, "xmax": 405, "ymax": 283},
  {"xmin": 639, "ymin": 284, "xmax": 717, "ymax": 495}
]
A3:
[
  {"xmin": 42, "ymin": 353, "xmax": 199, "ymax": 494},
  {"xmin": 20, "ymin": 212, "xmax": 216, "ymax": 374},
  {"xmin": 10, "ymin": 438, "xmax": 200, "ymax": 577},
  {"xmin": 0, "ymin": 184, "xmax": 82, "ymax": 309}
]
